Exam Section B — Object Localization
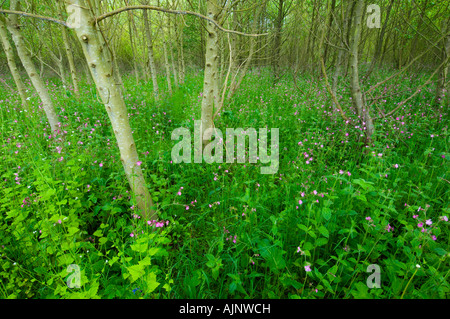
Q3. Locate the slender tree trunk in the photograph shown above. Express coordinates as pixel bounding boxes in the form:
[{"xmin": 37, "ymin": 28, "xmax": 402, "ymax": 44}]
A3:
[
  {"xmin": 435, "ymin": 17, "xmax": 450, "ymax": 106},
  {"xmin": 365, "ymin": 0, "xmax": 394, "ymax": 79},
  {"xmin": 143, "ymin": 8, "xmax": 159, "ymax": 99},
  {"xmin": 177, "ymin": 16, "xmax": 186, "ymax": 84},
  {"xmin": 162, "ymin": 37, "xmax": 172, "ymax": 96},
  {"xmin": 409, "ymin": 0, "xmax": 429, "ymax": 64},
  {"xmin": 5, "ymin": 0, "xmax": 59, "ymax": 134},
  {"xmin": 272, "ymin": 0, "xmax": 284, "ymax": 83},
  {"xmin": 332, "ymin": 1, "xmax": 352, "ymax": 96},
  {"xmin": 168, "ymin": 14, "xmax": 178, "ymax": 87},
  {"xmin": 229, "ymin": 11, "xmax": 239, "ymax": 72},
  {"xmin": 226, "ymin": 4, "xmax": 263, "ymax": 101},
  {"xmin": 0, "ymin": 16, "xmax": 30, "ymax": 111},
  {"xmin": 349, "ymin": 0, "xmax": 374, "ymax": 143},
  {"xmin": 83, "ymin": 59, "xmax": 92, "ymax": 84},
  {"xmin": 126, "ymin": 6, "xmax": 139, "ymax": 86},
  {"xmin": 51, "ymin": 47, "xmax": 68, "ymax": 88},
  {"xmin": 323, "ymin": 0, "xmax": 336, "ymax": 66},
  {"xmin": 65, "ymin": 0, "xmax": 155, "ymax": 219},
  {"xmin": 201, "ymin": 0, "xmax": 220, "ymax": 144},
  {"xmin": 111, "ymin": 44, "xmax": 125, "ymax": 93}
]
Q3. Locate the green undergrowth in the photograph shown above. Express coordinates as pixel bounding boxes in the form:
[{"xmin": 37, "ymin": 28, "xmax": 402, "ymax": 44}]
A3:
[{"xmin": 0, "ymin": 67, "xmax": 449, "ymax": 299}]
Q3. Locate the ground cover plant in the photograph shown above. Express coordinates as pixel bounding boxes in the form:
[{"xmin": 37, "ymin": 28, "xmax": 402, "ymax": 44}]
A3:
[
  {"xmin": 0, "ymin": 0, "xmax": 449, "ymax": 300},
  {"xmin": 1, "ymin": 67, "xmax": 448, "ymax": 299}
]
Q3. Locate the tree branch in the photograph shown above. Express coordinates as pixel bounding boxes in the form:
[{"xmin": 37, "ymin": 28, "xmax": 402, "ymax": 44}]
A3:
[
  {"xmin": 0, "ymin": 6, "xmax": 268, "ymax": 37},
  {"xmin": 0, "ymin": 9, "xmax": 69, "ymax": 27},
  {"xmin": 320, "ymin": 57, "xmax": 352, "ymax": 123},
  {"xmin": 375, "ymin": 57, "xmax": 449, "ymax": 120},
  {"xmin": 366, "ymin": 31, "xmax": 450, "ymax": 95},
  {"xmin": 95, "ymin": 5, "xmax": 268, "ymax": 37}
]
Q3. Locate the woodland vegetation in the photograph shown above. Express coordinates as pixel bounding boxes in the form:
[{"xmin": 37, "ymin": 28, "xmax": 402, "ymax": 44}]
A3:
[{"xmin": 0, "ymin": 0, "xmax": 449, "ymax": 299}]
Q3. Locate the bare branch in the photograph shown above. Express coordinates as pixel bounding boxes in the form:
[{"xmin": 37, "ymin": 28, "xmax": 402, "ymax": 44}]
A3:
[
  {"xmin": 320, "ymin": 57, "xmax": 352, "ymax": 123},
  {"xmin": 0, "ymin": 6, "xmax": 268, "ymax": 37},
  {"xmin": 95, "ymin": 5, "xmax": 268, "ymax": 37},
  {"xmin": 366, "ymin": 31, "xmax": 450, "ymax": 95},
  {"xmin": 375, "ymin": 57, "xmax": 449, "ymax": 120},
  {"xmin": 0, "ymin": 9, "xmax": 69, "ymax": 27}
]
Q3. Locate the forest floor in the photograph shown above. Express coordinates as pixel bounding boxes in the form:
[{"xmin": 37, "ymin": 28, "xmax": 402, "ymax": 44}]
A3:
[{"xmin": 0, "ymin": 67, "xmax": 449, "ymax": 299}]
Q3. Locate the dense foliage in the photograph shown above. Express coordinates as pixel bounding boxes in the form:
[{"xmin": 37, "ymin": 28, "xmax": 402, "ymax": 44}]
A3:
[{"xmin": 1, "ymin": 68, "xmax": 448, "ymax": 299}]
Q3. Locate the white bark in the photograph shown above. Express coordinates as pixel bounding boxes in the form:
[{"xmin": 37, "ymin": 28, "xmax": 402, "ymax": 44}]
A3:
[
  {"xmin": 162, "ymin": 38, "xmax": 172, "ymax": 96},
  {"xmin": 0, "ymin": 16, "xmax": 29, "ymax": 111},
  {"xmin": 58, "ymin": 0, "xmax": 80, "ymax": 97},
  {"xmin": 349, "ymin": 0, "xmax": 374, "ymax": 142},
  {"xmin": 143, "ymin": 9, "xmax": 159, "ymax": 99},
  {"xmin": 6, "ymin": 0, "xmax": 59, "ymax": 133},
  {"xmin": 201, "ymin": 0, "xmax": 220, "ymax": 144},
  {"xmin": 65, "ymin": 0, "xmax": 156, "ymax": 219}
]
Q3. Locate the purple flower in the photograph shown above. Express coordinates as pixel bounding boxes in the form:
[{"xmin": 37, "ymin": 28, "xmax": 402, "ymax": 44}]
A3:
[{"xmin": 304, "ymin": 265, "xmax": 312, "ymax": 272}]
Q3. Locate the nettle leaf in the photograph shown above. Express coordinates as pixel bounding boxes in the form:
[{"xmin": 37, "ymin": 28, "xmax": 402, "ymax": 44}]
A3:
[
  {"xmin": 131, "ymin": 239, "xmax": 148, "ymax": 253},
  {"xmin": 315, "ymin": 237, "xmax": 328, "ymax": 246},
  {"xmin": 93, "ymin": 229, "xmax": 103, "ymax": 237},
  {"xmin": 434, "ymin": 247, "xmax": 447, "ymax": 256},
  {"xmin": 127, "ymin": 264, "xmax": 145, "ymax": 283},
  {"xmin": 351, "ymin": 282, "xmax": 372, "ymax": 299},
  {"xmin": 57, "ymin": 253, "xmax": 74, "ymax": 266},
  {"xmin": 303, "ymin": 242, "xmax": 314, "ymax": 251},
  {"xmin": 145, "ymin": 272, "xmax": 160, "ymax": 294},
  {"xmin": 318, "ymin": 226, "xmax": 329, "ymax": 238},
  {"xmin": 67, "ymin": 227, "xmax": 79, "ymax": 236},
  {"xmin": 139, "ymin": 257, "xmax": 152, "ymax": 267},
  {"xmin": 322, "ymin": 208, "xmax": 332, "ymax": 221},
  {"xmin": 205, "ymin": 254, "xmax": 216, "ymax": 268},
  {"xmin": 56, "ymin": 199, "xmax": 67, "ymax": 206},
  {"xmin": 259, "ymin": 245, "xmax": 286, "ymax": 273},
  {"xmin": 352, "ymin": 178, "xmax": 375, "ymax": 191}
]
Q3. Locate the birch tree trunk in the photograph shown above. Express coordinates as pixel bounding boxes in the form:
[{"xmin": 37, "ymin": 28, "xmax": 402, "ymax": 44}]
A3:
[
  {"xmin": 349, "ymin": 0, "xmax": 374, "ymax": 143},
  {"xmin": 201, "ymin": 0, "xmax": 220, "ymax": 144},
  {"xmin": 168, "ymin": 14, "xmax": 178, "ymax": 87},
  {"xmin": 177, "ymin": 15, "xmax": 185, "ymax": 84},
  {"xmin": 126, "ymin": 7, "xmax": 140, "ymax": 86},
  {"xmin": 0, "ymin": 16, "xmax": 30, "ymax": 111},
  {"xmin": 162, "ymin": 37, "xmax": 172, "ymax": 96},
  {"xmin": 143, "ymin": 8, "xmax": 159, "ymax": 99},
  {"xmin": 65, "ymin": 0, "xmax": 155, "ymax": 219},
  {"xmin": 59, "ymin": 23, "xmax": 79, "ymax": 97},
  {"xmin": 5, "ymin": 0, "xmax": 59, "ymax": 134}
]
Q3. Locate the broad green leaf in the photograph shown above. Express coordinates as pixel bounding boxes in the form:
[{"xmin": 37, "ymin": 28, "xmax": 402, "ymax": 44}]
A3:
[
  {"xmin": 318, "ymin": 226, "xmax": 329, "ymax": 238},
  {"xmin": 322, "ymin": 208, "xmax": 332, "ymax": 221},
  {"xmin": 127, "ymin": 264, "xmax": 145, "ymax": 283},
  {"xmin": 145, "ymin": 272, "xmax": 160, "ymax": 294}
]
